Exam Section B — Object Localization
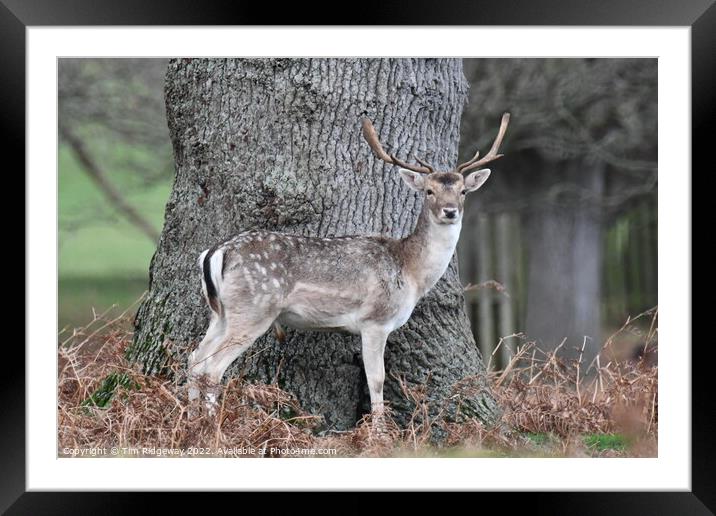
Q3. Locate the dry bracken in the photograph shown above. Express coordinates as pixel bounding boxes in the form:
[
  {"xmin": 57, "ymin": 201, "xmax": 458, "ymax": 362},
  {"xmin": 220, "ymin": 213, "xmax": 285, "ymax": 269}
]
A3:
[{"xmin": 58, "ymin": 307, "xmax": 657, "ymax": 458}]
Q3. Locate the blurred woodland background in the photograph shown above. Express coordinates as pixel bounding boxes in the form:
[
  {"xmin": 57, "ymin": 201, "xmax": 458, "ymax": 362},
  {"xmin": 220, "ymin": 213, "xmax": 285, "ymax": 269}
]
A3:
[{"xmin": 58, "ymin": 58, "xmax": 657, "ymax": 366}]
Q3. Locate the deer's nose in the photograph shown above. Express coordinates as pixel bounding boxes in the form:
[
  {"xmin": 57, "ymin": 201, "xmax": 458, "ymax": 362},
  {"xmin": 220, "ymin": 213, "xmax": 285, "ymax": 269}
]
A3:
[{"xmin": 442, "ymin": 208, "xmax": 458, "ymax": 219}]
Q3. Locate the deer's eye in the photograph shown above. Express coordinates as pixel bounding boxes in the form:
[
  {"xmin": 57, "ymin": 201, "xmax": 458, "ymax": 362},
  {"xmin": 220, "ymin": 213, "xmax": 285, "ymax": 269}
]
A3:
[
  {"xmin": 426, "ymin": 189, "xmax": 434, "ymax": 196},
  {"xmin": 461, "ymin": 190, "xmax": 466, "ymax": 195}
]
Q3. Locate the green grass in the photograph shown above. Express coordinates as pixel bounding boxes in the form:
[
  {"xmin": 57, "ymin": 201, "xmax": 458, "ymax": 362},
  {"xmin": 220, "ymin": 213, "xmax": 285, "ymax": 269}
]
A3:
[
  {"xmin": 59, "ymin": 144, "xmax": 171, "ymax": 278},
  {"xmin": 523, "ymin": 432, "xmax": 550, "ymax": 446},
  {"xmin": 583, "ymin": 433, "xmax": 629, "ymax": 452},
  {"xmin": 60, "ymin": 225, "xmax": 159, "ymax": 278},
  {"xmin": 405, "ymin": 447, "xmax": 512, "ymax": 458},
  {"xmin": 59, "ymin": 141, "xmax": 172, "ymax": 330},
  {"xmin": 59, "ymin": 276, "xmax": 150, "ymax": 332},
  {"xmin": 421, "ymin": 433, "xmax": 634, "ymax": 458}
]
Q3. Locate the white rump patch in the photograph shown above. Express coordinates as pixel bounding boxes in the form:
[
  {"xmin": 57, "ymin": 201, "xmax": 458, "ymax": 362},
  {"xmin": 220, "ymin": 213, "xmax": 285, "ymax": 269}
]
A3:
[
  {"xmin": 198, "ymin": 248, "xmax": 209, "ymax": 270},
  {"xmin": 198, "ymin": 248, "xmax": 210, "ymax": 302},
  {"xmin": 209, "ymin": 248, "xmax": 224, "ymax": 298}
]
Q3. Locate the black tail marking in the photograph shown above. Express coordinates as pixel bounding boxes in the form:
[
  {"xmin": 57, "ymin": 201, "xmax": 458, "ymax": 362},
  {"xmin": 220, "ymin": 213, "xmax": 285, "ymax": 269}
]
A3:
[{"xmin": 203, "ymin": 245, "xmax": 220, "ymax": 313}]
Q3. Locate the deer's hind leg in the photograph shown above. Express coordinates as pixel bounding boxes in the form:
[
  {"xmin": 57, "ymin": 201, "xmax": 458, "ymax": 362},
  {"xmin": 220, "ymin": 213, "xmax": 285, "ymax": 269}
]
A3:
[
  {"xmin": 188, "ymin": 306, "xmax": 278, "ymax": 416},
  {"xmin": 187, "ymin": 311, "xmax": 226, "ymax": 406}
]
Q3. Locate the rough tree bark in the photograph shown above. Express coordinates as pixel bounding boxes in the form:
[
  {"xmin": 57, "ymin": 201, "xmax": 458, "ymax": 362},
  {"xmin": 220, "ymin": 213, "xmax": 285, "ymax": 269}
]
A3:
[{"xmin": 130, "ymin": 58, "xmax": 500, "ymax": 433}]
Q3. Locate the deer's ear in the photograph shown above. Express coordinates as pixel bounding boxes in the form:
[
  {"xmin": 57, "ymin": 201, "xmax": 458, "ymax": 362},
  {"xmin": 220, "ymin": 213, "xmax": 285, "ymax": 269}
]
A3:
[
  {"xmin": 464, "ymin": 169, "xmax": 491, "ymax": 193},
  {"xmin": 399, "ymin": 169, "xmax": 426, "ymax": 191}
]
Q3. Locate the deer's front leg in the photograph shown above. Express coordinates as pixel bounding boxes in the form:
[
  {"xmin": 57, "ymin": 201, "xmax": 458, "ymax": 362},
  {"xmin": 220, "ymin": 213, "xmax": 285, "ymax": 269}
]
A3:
[{"xmin": 360, "ymin": 326, "xmax": 388, "ymax": 415}]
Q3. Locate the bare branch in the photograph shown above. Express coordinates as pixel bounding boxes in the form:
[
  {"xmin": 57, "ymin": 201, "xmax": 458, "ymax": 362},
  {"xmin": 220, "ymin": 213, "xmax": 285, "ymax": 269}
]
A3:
[{"xmin": 60, "ymin": 125, "xmax": 160, "ymax": 242}]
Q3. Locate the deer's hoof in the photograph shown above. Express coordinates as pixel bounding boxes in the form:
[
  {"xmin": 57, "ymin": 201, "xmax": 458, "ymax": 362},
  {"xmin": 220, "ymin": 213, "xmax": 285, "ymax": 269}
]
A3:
[
  {"xmin": 205, "ymin": 391, "xmax": 219, "ymax": 417},
  {"xmin": 186, "ymin": 376, "xmax": 221, "ymax": 419}
]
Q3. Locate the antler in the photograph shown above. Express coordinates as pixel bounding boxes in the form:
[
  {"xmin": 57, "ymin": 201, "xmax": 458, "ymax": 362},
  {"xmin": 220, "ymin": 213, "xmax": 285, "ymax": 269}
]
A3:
[
  {"xmin": 457, "ymin": 112, "xmax": 511, "ymax": 174},
  {"xmin": 361, "ymin": 118, "xmax": 434, "ymax": 175}
]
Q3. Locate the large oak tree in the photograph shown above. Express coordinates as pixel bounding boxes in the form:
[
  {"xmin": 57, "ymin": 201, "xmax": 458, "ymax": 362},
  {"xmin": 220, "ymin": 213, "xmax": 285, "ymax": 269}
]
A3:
[{"xmin": 131, "ymin": 58, "xmax": 500, "ymax": 433}]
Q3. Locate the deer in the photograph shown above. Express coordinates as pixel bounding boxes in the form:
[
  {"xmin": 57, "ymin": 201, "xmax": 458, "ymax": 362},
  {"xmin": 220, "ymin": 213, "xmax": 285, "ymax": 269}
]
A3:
[{"xmin": 187, "ymin": 113, "xmax": 511, "ymax": 420}]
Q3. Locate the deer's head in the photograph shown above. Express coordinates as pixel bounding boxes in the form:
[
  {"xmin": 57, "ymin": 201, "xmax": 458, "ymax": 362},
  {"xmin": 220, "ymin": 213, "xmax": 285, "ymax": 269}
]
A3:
[{"xmin": 362, "ymin": 113, "xmax": 510, "ymax": 225}]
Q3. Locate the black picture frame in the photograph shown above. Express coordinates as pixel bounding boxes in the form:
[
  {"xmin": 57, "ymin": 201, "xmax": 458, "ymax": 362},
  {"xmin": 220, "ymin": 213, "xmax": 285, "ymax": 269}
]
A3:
[{"xmin": 4, "ymin": 0, "xmax": 710, "ymax": 512}]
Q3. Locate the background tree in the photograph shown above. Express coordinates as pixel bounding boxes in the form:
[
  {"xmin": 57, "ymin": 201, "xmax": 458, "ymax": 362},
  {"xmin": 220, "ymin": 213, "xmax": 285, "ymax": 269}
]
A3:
[
  {"xmin": 58, "ymin": 58, "xmax": 172, "ymax": 241},
  {"xmin": 458, "ymin": 59, "xmax": 657, "ymax": 366},
  {"xmin": 130, "ymin": 58, "xmax": 501, "ymax": 433},
  {"xmin": 58, "ymin": 58, "xmax": 174, "ymax": 331}
]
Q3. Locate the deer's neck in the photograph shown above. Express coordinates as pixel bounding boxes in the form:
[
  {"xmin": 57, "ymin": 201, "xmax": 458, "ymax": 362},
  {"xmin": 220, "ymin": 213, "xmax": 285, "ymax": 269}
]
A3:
[{"xmin": 400, "ymin": 204, "xmax": 461, "ymax": 296}]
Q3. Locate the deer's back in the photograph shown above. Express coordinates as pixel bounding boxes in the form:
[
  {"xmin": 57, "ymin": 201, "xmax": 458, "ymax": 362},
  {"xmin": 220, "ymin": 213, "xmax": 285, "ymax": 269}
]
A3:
[{"xmin": 215, "ymin": 230, "xmax": 412, "ymax": 333}]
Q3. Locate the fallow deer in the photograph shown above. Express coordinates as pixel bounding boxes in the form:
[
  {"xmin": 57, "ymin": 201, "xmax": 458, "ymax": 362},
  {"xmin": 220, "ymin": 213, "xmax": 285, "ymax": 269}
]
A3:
[{"xmin": 188, "ymin": 113, "xmax": 511, "ymax": 418}]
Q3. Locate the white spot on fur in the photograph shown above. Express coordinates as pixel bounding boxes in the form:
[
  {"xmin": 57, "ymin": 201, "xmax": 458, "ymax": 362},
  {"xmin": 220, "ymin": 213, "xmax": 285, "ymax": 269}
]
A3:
[
  {"xmin": 272, "ymin": 278, "xmax": 280, "ymax": 288},
  {"xmin": 242, "ymin": 267, "xmax": 256, "ymax": 294}
]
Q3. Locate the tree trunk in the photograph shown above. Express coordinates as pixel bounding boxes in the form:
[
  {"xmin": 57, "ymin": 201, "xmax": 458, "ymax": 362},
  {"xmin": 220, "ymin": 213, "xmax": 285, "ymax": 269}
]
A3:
[
  {"xmin": 476, "ymin": 214, "xmax": 495, "ymax": 367},
  {"xmin": 130, "ymin": 58, "xmax": 500, "ymax": 434},
  {"xmin": 495, "ymin": 212, "xmax": 516, "ymax": 366},
  {"xmin": 524, "ymin": 158, "xmax": 605, "ymax": 367}
]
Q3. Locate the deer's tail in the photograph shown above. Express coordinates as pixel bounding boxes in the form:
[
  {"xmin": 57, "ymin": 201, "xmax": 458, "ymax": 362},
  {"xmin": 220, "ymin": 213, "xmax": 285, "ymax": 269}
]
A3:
[{"xmin": 198, "ymin": 245, "xmax": 224, "ymax": 315}]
